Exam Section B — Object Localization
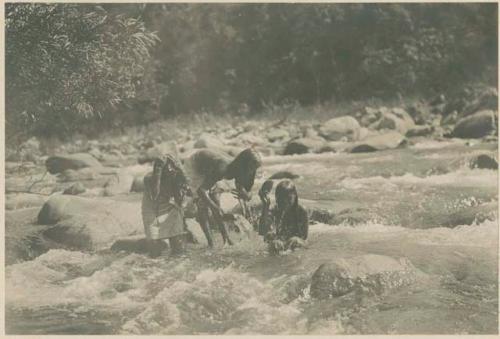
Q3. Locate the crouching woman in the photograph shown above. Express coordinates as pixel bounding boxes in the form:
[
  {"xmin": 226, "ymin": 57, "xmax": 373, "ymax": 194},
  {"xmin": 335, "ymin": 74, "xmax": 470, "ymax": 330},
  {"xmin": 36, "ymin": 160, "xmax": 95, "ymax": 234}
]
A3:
[
  {"xmin": 142, "ymin": 155, "xmax": 191, "ymax": 257},
  {"xmin": 258, "ymin": 179, "xmax": 309, "ymax": 254}
]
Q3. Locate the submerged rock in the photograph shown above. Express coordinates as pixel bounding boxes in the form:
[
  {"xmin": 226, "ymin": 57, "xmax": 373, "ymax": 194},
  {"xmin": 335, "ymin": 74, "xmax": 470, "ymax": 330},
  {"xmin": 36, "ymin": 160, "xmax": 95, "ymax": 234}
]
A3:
[
  {"xmin": 451, "ymin": 110, "xmax": 497, "ymax": 139},
  {"xmin": 46, "ymin": 153, "xmax": 102, "ymax": 174},
  {"xmin": 310, "ymin": 254, "xmax": 417, "ymax": 299},
  {"xmin": 319, "ymin": 116, "xmax": 361, "ymax": 141},
  {"xmin": 470, "ymin": 154, "xmax": 498, "ymax": 170}
]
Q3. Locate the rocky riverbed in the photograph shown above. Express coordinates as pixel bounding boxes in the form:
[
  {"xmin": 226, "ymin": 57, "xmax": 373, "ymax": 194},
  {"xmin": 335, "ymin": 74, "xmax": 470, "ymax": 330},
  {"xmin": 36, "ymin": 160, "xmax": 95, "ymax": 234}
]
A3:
[{"xmin": 5, "ymin": 98, "xmax": 499, "ymax": 334}]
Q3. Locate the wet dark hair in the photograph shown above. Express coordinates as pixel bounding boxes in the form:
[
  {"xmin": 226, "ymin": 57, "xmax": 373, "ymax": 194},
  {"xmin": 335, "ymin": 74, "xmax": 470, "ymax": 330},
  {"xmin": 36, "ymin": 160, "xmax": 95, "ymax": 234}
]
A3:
[
  {"xmin": 275, "ymin": 179, "xmax": 299, "ymax": 211},
  {"xmin": 224, "ymin": 148, "xmax": 262, "ymax": 190},
  {"xmin": 151, "ymin": 154, "xmax": 190, "ymax": 205}
]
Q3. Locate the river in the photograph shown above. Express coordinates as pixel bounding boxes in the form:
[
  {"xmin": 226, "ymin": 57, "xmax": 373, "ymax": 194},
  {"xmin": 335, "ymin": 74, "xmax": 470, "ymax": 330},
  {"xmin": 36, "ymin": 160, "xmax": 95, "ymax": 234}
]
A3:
[{"xmin": 5, "ymin": 139, "xmax": 498, "ymax": 334}]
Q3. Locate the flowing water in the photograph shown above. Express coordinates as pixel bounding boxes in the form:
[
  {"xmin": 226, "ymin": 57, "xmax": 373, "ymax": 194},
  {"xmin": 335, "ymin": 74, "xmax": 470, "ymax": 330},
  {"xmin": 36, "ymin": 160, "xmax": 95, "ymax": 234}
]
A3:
[{"xmin": 5, "ymin": 140, "xmax": 499, "ymax": 334}]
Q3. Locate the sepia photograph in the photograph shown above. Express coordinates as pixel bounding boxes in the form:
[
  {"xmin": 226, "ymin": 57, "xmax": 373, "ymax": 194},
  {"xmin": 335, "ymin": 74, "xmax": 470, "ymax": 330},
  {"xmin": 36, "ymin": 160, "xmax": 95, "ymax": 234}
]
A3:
[{"xmin": 3, "ymin": 2, "xmax": 499, "ymax": 335}]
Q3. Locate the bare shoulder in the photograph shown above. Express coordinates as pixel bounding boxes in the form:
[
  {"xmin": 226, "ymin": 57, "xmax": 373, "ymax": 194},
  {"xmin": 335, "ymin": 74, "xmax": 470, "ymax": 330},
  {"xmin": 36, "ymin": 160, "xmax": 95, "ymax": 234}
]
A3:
[{"xmin": 191, "ymin": 149, "xmax": 232, "ymax": 173}]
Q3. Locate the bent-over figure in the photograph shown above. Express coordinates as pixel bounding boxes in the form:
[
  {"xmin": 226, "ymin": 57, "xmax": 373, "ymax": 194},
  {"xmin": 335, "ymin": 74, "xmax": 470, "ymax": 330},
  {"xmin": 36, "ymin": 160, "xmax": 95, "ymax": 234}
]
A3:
[
  {"xmin": 258, "ymin": 179, "xmax": 309, "ymax": 254},
  {"xmin": 183, "ymin": 147, "xmax": 262, "ymax": 248}
]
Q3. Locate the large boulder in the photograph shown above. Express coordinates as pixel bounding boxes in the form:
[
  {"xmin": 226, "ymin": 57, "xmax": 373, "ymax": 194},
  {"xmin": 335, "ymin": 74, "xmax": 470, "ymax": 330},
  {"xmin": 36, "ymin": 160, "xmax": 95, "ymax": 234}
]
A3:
[
  {"xmin": 349, "ymin": 131, "xmax": 406, "ymax": 153},
  {"xmin": 451, "ymin": 110, "xmax": 497, "ymax": 139},
  {"xmin": 373, "ymin": 108, "xmax": 415, "ymax": 135},
  {"xmin": 45, "ymin": 153, "xmax": 102, "ymax": 174},
  {"xmin": 310, "ymin": 255, "xmax": 417, "ymax": 299},
  {"xmin": 460, "ymin": 87, "xmax": 498, "ymax": 118},
  {"xmin": 319, "ymin": 116, "xmax": 361, "ymax": 141},
  {"xmin": 283, "ymin": 137, "xmax": 326, "ymax": 155},
  {"xmin": 37, "ymin": 195, "xmax": 143, "ymax": 251}
]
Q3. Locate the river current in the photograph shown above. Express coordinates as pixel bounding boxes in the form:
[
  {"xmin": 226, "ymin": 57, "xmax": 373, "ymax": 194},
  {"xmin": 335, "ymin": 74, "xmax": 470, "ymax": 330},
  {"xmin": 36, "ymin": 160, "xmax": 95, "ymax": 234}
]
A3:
[{"xmin": 5, "ymin": 140, "xmax": 498, "ymax": 334}]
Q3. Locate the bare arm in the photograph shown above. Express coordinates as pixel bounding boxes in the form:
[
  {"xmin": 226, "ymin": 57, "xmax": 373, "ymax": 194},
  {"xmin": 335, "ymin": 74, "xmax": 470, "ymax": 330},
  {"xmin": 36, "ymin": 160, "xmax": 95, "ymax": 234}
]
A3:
[{"xmin": 197, "ymin": 186, "xmax": 224, "ymax": 217}]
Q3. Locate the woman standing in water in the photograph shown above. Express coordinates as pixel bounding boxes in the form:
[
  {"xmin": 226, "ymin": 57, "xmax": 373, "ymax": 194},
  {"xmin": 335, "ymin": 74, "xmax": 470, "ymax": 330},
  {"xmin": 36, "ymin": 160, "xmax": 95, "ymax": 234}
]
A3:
[
  {"xmin": 183, "ymin": 147, "xmax": 262, "ymax": 248},
  {"xmin": 258, "ymin": 179, "xmax": 309, "ymax": 254},
  {"xmin": 142, "ymin": 155, "xmax": 191, "ymax": 257}
]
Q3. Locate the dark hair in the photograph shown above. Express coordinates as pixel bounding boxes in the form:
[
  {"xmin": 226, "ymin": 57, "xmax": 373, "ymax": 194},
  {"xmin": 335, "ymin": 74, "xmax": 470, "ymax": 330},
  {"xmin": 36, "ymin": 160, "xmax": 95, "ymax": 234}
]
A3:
[
  {"xmin": 275, "ymin": 179, "xmax": 299, "ymax": 210},
  {"xmin": 224, "ymin": 148, "xmax": 262, "ymax": 180}
]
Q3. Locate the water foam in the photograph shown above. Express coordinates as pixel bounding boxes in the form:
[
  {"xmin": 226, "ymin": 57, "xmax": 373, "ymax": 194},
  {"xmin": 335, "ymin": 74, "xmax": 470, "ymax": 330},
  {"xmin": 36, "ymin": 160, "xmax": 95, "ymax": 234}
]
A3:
[
  {"xmin": 339, "ymin": 168, "xmax": 497, "ymax": 189},
  {"xmin": 310, "ymin": 218, "xmax": 498, "ymax": 248},
  {"xmin": 120, "ymin": 266, "xmax": 319, "ymax": 335}
]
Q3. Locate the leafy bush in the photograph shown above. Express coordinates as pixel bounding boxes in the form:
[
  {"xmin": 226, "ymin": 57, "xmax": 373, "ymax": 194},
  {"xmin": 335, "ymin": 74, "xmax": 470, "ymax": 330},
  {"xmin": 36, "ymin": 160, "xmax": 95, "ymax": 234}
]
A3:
[{"xmin": 6, "ymin": 3, "xmax": 159, "ymax": 139}]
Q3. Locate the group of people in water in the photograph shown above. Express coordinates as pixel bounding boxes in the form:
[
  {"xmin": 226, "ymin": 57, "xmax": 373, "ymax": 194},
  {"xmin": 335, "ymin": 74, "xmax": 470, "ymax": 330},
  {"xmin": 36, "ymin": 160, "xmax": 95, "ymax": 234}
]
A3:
[{"xmin": 141, "ymin": 147, "xmax": 309, "ymax": 257}]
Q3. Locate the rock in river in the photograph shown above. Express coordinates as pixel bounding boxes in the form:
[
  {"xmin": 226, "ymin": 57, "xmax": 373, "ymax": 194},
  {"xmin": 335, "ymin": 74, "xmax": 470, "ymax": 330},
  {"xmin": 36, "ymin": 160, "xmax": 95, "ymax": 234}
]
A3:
[
  {"xmin": 373, "ymin": 108, "xmax": 415, "ymax": 135},
  {"xmin": 470, "ymin": 154, "xmax": 498, "ymax": 170},
  {"xmin": 37, "ymin": 195, "xmax": 143, "ymax": 251},
  {"xmin": 310, "ymin": 254, "xmax": 417, "ymax": 299},
  {"xmin": 5, "ymin": 193, "xmax": 48, "ymax": 210},
  {"xmin": 451, "ymin": 110, "xmax": 497, "ymax": 139},
  {"xmin": 349, "ymin": 131, "xmax": 406, "ymax": 153},
  {"xmin": 319, "ymin": 116, "xmax": 361, "ymax": 141},
  {"xmin": 283, "ymin": 137, "xmax": 326, "ymax": 155},
  {"xmin": 45, "ymin": 153, "xmax": 102, "ymax": 174}
]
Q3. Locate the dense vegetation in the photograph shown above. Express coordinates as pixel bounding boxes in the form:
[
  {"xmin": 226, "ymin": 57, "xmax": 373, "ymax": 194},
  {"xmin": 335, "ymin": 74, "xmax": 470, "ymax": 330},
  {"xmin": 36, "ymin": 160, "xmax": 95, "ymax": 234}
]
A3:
[{"xmin": 6, "ymin": 3, "xmax": 498, "ymax": 140}]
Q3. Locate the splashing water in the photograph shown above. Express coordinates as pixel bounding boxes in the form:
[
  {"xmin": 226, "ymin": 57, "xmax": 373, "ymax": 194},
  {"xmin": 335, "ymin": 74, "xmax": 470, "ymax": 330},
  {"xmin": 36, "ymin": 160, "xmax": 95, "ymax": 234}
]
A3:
[{"xmin": 5, "ymin": 141, "xmax": 498, "ymax": 334}]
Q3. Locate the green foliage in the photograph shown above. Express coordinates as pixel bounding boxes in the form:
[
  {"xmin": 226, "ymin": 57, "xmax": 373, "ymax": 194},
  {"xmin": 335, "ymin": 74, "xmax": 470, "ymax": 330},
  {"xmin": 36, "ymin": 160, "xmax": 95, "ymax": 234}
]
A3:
[
  {"xmin": 6, "ymin": 3, "xmax": 159, "ymax": 138},
  {"xmin": 5, "ymin": 3, "xmax": 497, "ymax": 140}
]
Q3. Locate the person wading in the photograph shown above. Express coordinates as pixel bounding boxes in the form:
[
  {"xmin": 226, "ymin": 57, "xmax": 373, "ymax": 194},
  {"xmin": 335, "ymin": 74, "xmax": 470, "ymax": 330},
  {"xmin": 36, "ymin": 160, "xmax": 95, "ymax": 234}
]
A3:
[
  {"xmin": 258, "ymin": 179, "xmax": 309, "ymax": 254},
  {"xmin": 142, "ymin": 155, "xmax": 191, "ymax": 257},
  {"xmin": 183, "ymin": 147, "xmax": 262, "ymax": 248}
]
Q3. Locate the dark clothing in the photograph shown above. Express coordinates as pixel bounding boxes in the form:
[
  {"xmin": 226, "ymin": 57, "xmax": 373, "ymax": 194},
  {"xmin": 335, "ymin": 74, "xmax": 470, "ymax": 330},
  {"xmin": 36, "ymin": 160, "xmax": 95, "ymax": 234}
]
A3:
[{"xmin": 259, "ymin": 204, "xmax": 309, "ymax": 242}]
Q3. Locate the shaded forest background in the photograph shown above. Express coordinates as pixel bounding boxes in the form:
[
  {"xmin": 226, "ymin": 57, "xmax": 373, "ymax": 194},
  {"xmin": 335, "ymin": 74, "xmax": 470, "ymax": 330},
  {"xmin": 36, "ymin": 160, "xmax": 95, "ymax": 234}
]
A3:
[{"xmin": 5, "ymin": 3, "xmax": 498, "ymax": 142}]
